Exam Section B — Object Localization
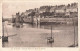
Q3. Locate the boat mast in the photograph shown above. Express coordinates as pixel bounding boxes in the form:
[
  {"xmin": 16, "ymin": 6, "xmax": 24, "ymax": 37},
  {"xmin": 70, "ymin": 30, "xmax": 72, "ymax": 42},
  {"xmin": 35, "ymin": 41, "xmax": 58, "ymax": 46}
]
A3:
[
  {"xmin": 51, "ymin": 25, "xmax": 52, "ymax": 47},
  {"xmin": 51, "ymin": 25, "xmax": 52, "ymax": 38},
  {"xmin": 73, "ymin": 16, "xmax": 75, "ymax": 47},
  {"xmin": 2, "ymin": 16, "xmax": 4, "ymax": 37}
]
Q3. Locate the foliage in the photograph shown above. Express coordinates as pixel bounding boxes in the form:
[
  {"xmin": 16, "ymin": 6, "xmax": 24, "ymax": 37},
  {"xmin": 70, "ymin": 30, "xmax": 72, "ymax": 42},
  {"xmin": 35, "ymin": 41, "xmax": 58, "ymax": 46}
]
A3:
[
  {"xmin": 28, "ymin": 12, "xmax": 35, "ymax": 16},
  {"xmin": 40, "ymin": 12, "xmax": 54, "ymax": 17}
]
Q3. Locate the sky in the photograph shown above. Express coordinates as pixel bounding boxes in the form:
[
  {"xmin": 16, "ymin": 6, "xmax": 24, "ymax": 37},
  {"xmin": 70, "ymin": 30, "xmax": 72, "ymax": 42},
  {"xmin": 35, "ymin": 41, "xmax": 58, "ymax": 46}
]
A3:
[{"xmin": 2, "ymin": 1, "xmax": 78, "ymax": 18}]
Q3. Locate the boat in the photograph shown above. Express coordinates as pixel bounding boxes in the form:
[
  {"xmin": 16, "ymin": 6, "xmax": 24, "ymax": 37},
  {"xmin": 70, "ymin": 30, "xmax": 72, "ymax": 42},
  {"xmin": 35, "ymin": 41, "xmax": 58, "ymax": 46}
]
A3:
[{"xmin": 2, "ymin": 17, "xmax": 8, "ymax": 42}]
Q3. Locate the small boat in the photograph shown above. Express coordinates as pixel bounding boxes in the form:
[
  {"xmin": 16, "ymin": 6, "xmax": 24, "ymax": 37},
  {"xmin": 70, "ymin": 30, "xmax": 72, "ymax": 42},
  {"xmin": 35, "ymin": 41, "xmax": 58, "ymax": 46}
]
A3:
[
  {"xmin": 47, "ymin": 25, "xmax": 54, "ymax": 47},
  {"xmin": 2, "ymin": 17, "xmax": 8, "ymax": 42},
  {"xmin": 2, "ymin": 36, "xmax": 8, "ymax": 42},
  {"xmin": 47, "ymin": 37, "xmax": 54, "ymax": 43}
]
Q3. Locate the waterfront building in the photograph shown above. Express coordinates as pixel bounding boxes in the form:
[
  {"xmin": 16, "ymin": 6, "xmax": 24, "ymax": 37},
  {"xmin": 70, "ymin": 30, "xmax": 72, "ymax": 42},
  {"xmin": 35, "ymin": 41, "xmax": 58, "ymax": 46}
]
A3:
[
  {"xmin": 33, "ymin": 8, "xmax": 40, "ymax": 24},
  {"xmin": 39, "ymin": 6, "xmax": 48, "ymax": 13},
  {"xmin": 55, "ymin": 5, "xmax": 66, "ymax": 13},
  {"xmin": 66, "ymin": 3, "xmax": 78, "ymax": 17},
  {"xmin": 15, "ymin": 12, "xmax": 20, "ymax": 22},
  {"xmin": 12, "ymin": 15, "xmax": 16, "ymax": 23},
  {"xmin": 13, "ymin": 3, "xmax": 78, "ymax": 24},
  {"xmin": 50, "ymin": 6, "xmax": 56, "ymax": 12},
  {"xmin": 66, "ymin": 3, "xmax": 78, "ymax": 13}
]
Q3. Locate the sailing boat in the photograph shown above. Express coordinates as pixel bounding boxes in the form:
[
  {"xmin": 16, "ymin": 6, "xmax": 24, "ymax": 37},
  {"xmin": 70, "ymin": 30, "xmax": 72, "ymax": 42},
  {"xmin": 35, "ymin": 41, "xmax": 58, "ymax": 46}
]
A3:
[
  {"xmin": 47, "ymin": 25, "xmax": 54, "ymax": 47},
  {"xmin": 2, "ymin": 17, "xmax": 8, "ymax": 42},
  {"xmin": 2, "ymin": 17, "xmax": 18, "ymax": 42}
]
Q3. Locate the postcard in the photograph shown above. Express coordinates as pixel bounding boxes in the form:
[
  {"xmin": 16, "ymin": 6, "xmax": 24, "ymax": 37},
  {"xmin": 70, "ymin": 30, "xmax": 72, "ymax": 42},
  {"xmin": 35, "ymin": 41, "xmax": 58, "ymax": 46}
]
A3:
[{"xmin": 0, "ymin": 0, "xmax": 79, "ymax": 51}]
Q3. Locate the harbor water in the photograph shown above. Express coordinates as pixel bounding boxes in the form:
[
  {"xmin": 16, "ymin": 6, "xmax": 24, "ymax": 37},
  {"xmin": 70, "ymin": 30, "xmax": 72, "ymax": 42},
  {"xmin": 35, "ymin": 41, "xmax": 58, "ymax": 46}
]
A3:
[{"xmin": 2, "ymin": 21, "xmax": 78, "ymax": 47}]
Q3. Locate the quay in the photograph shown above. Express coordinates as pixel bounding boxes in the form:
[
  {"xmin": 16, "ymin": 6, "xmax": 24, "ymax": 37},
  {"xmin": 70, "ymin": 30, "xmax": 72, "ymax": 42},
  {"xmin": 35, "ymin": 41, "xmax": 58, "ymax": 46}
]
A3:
[{"xmin": 23, "ymin": 17, "xmax": 78, "ymax": 25}]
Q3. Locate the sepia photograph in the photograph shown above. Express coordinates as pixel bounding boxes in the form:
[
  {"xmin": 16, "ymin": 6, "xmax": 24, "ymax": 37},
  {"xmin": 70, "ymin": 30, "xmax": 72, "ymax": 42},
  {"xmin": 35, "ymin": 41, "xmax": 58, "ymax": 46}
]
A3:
[{"xmin": 2, "ymin": 1, "xmax": 78, "ymax": 47}]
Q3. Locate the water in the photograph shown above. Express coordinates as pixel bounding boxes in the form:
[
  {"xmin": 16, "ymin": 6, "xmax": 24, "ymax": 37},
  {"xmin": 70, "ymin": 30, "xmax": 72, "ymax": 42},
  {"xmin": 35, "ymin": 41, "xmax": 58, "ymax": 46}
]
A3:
[{"xmin": 2, "ymin": 22, "xmax": 78, "ymax": 47}]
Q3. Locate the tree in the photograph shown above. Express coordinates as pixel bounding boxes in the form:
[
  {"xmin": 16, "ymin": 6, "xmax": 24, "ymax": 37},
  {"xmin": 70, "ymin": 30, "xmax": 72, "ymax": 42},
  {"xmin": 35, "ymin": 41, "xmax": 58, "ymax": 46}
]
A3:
[
  {"xmin": 40, "ymin": 12, "xmax": 54, "ymax": 17},
  {"xmin": 28, "ymin": 12, "xmax": 35, "ymax": 17},
  {"xmin": 67, "ymin": 4, "xmax": 70, "ymax": 7}
]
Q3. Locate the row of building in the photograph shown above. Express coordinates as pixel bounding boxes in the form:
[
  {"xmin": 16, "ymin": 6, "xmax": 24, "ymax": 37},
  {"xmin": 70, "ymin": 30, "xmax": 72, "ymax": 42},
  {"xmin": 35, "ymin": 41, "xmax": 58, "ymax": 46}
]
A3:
[
  {"xmin": 12, "ymin": 2, "xmax": 78, "ymax": 24},
  {"xmin": 22, "ymin": 2, "xmax": 78, "ymax": 18}
]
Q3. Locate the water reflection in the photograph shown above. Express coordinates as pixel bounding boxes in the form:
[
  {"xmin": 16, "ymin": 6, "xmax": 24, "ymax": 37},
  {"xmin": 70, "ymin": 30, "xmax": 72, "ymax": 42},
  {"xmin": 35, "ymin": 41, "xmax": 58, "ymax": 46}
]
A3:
[{"xmin": 24, "ymin": 23, "xmax": 74, "ymax": 30}]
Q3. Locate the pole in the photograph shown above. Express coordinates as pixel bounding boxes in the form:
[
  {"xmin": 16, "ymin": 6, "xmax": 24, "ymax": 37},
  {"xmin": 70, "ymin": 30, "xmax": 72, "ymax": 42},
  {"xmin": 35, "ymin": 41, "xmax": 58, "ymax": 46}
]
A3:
[
  {"xmin": 72, "ymin": 16, "xmax": 75, "ymax": 47},
  {"xmin": 51, "ymin": 24, "xmax": 53, "ymax": 47},
  {"xmin": 73, "ymin": 17, "xmax": 75, "ymax": 47},
  {"xmin": 2, "ymin": 17, "xmax": 4, "ymax": 37},
  {"xmin": 51, "ymin": 25, "xmax": 52, "ymax": 38}
]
